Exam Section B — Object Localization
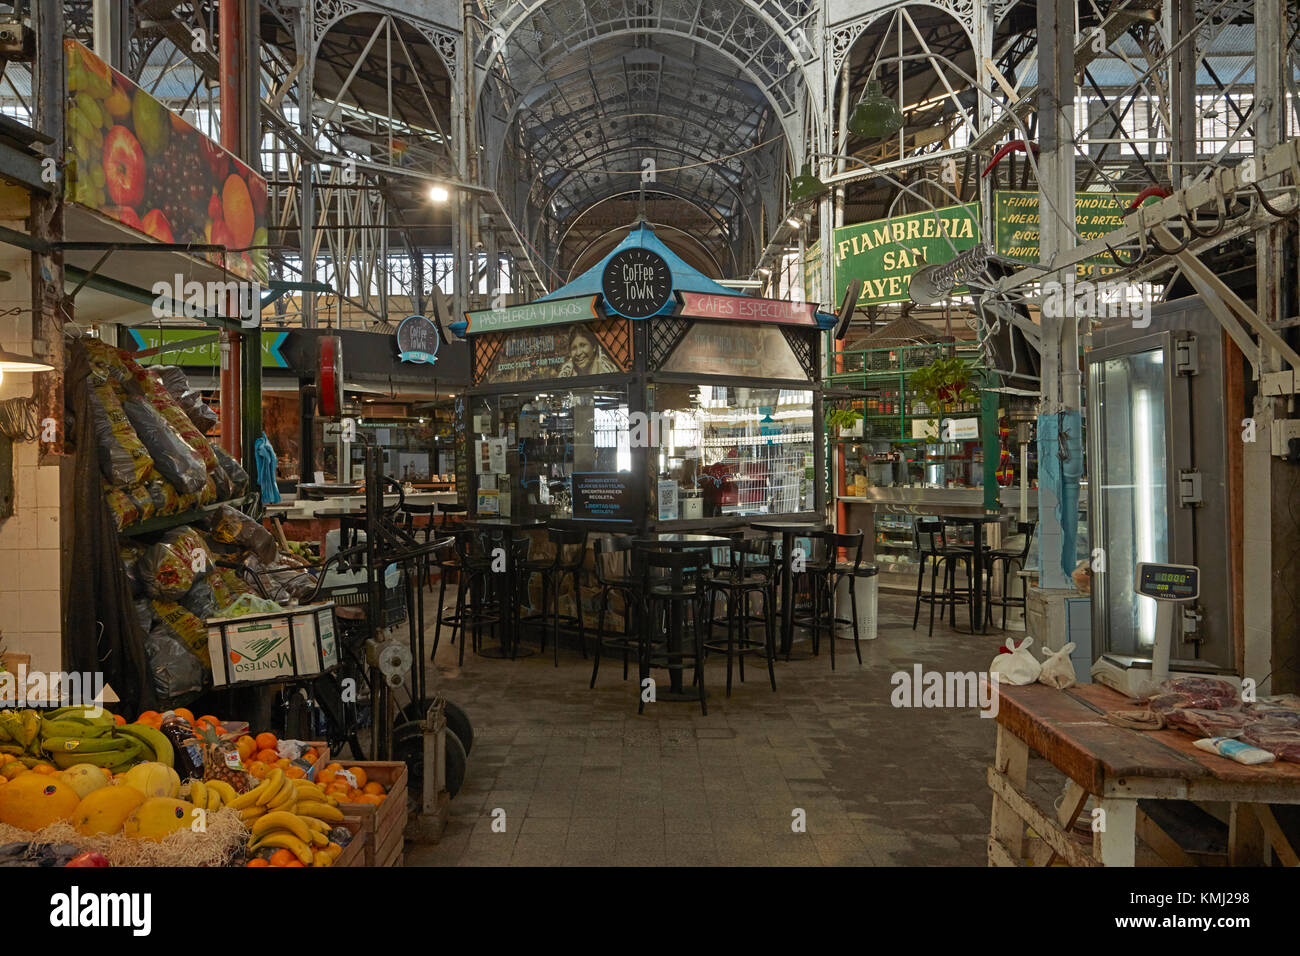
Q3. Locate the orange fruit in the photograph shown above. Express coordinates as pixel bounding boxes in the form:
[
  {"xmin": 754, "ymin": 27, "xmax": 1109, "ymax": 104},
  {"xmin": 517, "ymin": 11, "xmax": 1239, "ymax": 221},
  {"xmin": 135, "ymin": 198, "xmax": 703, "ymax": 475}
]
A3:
[
  {"xmin": 235, "ymin": 736, "xmax": 256, "ymax": 761},
  {"xmin": 302, "ymin": 752, "xmax": 318, "ymax": 765},
  {"xmin": 357, "ymin": 794, "xmax": 384, "ymax": 806},
  {"xmin": 246, "ymin": 858, "xmax": 269, "ymax": 867},
  {"xmin": 246, "ymin": 760, "xmax": 269, "ymax": 780},
  {"xmin": 173, "ymin": 708, "xmax": 195, "ymax": 724},
  {"xmin": 32, "ymin": 764, "xmax": 57, "ymax": 775},
  {"xmin": 137, "ymin": 710, "xmax": 159, "ymax": 724},
  {"xmin": 0, "ymin": 775, "xmax": 8, "ymax": 786},
  {"xmin": 305, "ymin": 747, "xmax": 319, "ymax": 760},
  {"xmin": 285, "ymin": 767, "xmax": 305, "ymax": 779},
  {"xmin": 198, "ymin": 715, "xmax": 220, "ymax": 727},
  {"xmin": 362, "ymin": 781, "xmax": 385, "ymax": 796},
  {"xmin": 255, "ymin": 732, "xmax": 278, "ymax": 752},
  {"xmin": 214, "ymin": 724, "xmax": 227, "ymax": 735},
  {"xmin": 256, "ymin": 749, "xmax": 279, "ymax": 765},
  {"xmin": 345, "ymin": 767, "xmax": 368, "ymax": 789},
  {"xmin": 269, "ymin": 849, "xmax": 295, "ymax": 867},
  {"xmin": 283, "ymin": 860, "xmax": 305, "ymax": 867},
  {"xmin": 193, "ymin": 719, "xmax": 212, "ymax": 733},
  {"xmin": 316, "ymin": 770, "xmax": 336, "ymax": 786},
  {"xmin": 113, "ymin": 714, "xmax": 126, "ymax": 726},
  {"xmin": 324, "ymin": 763, "xmax": 342, "ymax": 774}
]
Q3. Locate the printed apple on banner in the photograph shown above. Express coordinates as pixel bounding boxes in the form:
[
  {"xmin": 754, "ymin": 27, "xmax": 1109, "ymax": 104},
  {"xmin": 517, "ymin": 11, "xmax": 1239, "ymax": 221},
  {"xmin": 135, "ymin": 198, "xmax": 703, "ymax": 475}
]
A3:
[{"xmin": 63, "ymin": 39, "xmax": 269, "ymax": 284}]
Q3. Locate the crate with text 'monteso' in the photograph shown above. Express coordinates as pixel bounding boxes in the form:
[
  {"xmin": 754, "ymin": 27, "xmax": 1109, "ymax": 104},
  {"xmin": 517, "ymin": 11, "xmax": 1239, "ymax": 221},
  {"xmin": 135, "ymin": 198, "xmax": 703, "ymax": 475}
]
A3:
[
  {"xmin": 206, "ymin": 602, "xmax": 339, "ymax": 687},
  {"xmin": 336, "ymin": 761, "xmax": 408, "ymax": 867}
]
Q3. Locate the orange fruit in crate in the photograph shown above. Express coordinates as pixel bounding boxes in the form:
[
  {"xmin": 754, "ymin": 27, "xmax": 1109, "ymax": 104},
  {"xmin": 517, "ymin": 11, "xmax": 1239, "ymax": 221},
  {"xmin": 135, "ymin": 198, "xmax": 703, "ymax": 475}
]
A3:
[
  {"xmin": 246, "ymin": 761, "xmax": 269, "ymax": 780},
  {"xmin": 198, "ymin": 715, "xmax": 220, "ymax": 727},
  {"xmin": 362, "ymin": 782, "xmax": 385, "ymax": 796},
  {"xmin": 138, "ymin": 710, "xmax": 159, "ymax": 724},
  {"xmin": 255, "ymin": 732, "xmax": 278, "ymax": 752},
  {"xmin": 283, "ymin": 860, "xmax": 305, "ymax": 867},
  {"xmin": 357, "ymin": 794, "xmax": 384, "ymax": 806},
  {"xmin": 193, "ymin": 719, "xmax": 212, "ymax": 733},
  {"xmin": 246, "ymin": 858, "xmax": 269, "ymax": 867},
  {"xmin": 345, "ymin": 767, "xmax": 368, "ymax": 789},
  {"xmin": 285, "ymin": 767, "xmax": 305, "ymax": 779},
  {"xmin": 303, "ymin": 749, "xmax": 319, "ymax": 764},
  {"xmin": 269, "ymin": 849, "xmax": 295, "ymax": 867},
  {"xmin": 235, "ymin": 736, "xmax": 257, "ymax": 761},
  {"xmin": 256, "ymin": 749, "xmax": 279, "ymax": 765},
  {"xmin": 173, "ymin": 708, "xmax": 195, "ymax": 724},
  {"xmin": 316, "ymin": 770, "xmax": 336, "ymax": 786}
]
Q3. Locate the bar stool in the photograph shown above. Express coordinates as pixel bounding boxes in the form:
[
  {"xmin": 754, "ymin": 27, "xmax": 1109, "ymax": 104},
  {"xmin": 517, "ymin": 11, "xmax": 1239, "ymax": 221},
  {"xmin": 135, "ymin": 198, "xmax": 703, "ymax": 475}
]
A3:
[
  {"xmin": 795, "ymin": 531, "xmax": 865, "ymax": 669},
  {"xmin": 433, "ymin": 529, "xmax": 501, "ymax": 666},
  {"xmin": 703, "ymin": 537, "xmax": 777, "ymax": 695},
  {"xmin": 589, "ymin": 535, "xmax": 640, "ymax": 688},
  {"xmin": 938, "ymin": 527, "xmax": 978, "ymax": 634},
  {"xmin": 518, "ymin": 526, "xmax": 589, "ymax": 666},
  {"xmin": 912, "ymin": 519, "xmax": 952, "ymax": 637},
  {"xmin": 437, "ymin": 502, "xmax": 468, "ymax": 529},
  {"xmin": 637, "ymin": 547, "xmax": 710, "ymax": 716},
  {"xmin": 400, "ymin": 503, "xmax": 437, "ymax": 590},
  {"xmin": 985, "ymin": 521, "xmax": 1036, "ymax": 629}
]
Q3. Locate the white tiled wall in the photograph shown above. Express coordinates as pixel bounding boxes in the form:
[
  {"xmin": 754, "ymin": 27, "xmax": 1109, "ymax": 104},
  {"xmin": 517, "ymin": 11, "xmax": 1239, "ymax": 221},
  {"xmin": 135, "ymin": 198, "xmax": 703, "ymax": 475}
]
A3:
[{"xmin": 0, "ymin": 232, "xmax": 61, "ymax": 672}]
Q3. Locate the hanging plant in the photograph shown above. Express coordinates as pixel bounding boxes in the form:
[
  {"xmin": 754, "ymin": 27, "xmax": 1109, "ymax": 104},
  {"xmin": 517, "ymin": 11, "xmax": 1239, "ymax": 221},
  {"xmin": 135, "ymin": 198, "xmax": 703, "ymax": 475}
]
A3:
[
  {"xmin": 909, "ymin": 356, "xmax": 977, "ymax": 413},
  {"xmin": 825, "ymin": 408, "xmax": 864, "ymax": 431}
]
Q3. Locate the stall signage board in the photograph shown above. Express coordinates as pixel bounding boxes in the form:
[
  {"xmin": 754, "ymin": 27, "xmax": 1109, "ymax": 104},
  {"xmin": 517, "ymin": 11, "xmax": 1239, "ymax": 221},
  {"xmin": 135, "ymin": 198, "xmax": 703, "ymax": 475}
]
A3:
[
  {"xmin": 572, "ymin": 473, "xmax": 637, "ymax": 523},
  {"xmin": 676, "ymin": 291, "xmax": 818, "ymax": 326},
  {"xmin": 125, "ymin": 328, "xmax": 289, "ymax": 368},
  {"xmin": 833, "ymin": 203, "xmax": 981, "ymax": 307},
  {"xmin": 464, "ymin": 295, "xmax": 600, "ymax": 334},
  {"xmin": 475, "ymin": 319, "xmax": 631, "ymax": 386},
  {"xmin": 395, "ymin": 314, "xmax": 440, "ymax": 364},
  {"xmin": 601, "ymin": 248, "xmax": 673, "ymax": 319},
  {"xmin": 993, "ymin": 190, "xmax": 1138, "ymax": 277}
]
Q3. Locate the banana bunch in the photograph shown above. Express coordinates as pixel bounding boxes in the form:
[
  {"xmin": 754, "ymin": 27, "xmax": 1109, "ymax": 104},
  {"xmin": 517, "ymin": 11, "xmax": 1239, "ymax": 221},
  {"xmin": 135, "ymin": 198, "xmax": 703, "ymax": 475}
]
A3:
[
  {"xmin": 31, "ymin": 709, "xmax": 173, "ymax": 774},
  {"xmin": 230, "ymin": 770, "xmax": 346, "ymax": 867},
  {"xmin": 182, "ymin": 778, "xmax": 241, "ymax": 813},
  {"xmin": 0, "ymin": 708, "xmax": 46, "ymax": 760}
]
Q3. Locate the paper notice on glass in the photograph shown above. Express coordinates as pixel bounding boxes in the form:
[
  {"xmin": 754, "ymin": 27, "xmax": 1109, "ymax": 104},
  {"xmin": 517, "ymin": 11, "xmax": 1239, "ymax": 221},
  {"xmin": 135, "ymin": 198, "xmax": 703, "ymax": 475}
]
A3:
[
  {"xmin": 477, "ymin": 489, "xmax": 500, "ymax": 514},
  {"xmin": 658, "ymin": 479, "xmax": 679, "ymax": 521},
  {"xmin": 480, "ymin": 473, "xmax": 497, "ymax": 491},
  {"xmin": 488, "ymin": 438, "xmax": 507, "ymax": 474},
  {"xmin": 476, "ymin": 440, "xmax": 492, "ymax": 474},
  {"xmin": 499, "ymin": 488, "xmax": 511, "ymax": 517}
]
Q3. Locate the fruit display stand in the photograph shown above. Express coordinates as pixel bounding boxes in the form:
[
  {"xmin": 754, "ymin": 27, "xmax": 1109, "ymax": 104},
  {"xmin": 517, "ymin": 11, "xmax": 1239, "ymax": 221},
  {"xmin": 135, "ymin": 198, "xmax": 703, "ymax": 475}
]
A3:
[
  {"xmin": 335, "ymin": 761, "xmax": 408, "ymax": 868},
  {"xmin": 330, "ymin": 817, "xmax": 367, "ymax": 868}
]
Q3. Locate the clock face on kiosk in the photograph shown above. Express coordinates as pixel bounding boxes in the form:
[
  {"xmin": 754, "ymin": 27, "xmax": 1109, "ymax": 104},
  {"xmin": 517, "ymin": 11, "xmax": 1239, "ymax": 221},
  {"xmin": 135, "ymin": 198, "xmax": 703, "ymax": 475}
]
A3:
[{"xmin": 601, "ymin": 248, "xmax": 673, "ymax": 319}]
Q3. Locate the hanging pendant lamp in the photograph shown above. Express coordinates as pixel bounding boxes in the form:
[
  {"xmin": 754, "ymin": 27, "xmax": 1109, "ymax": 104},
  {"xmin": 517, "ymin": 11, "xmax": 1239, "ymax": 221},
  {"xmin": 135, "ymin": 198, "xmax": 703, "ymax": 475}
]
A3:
[
  {"xmin": 848, "ymin": 80, "xmax": 904, "ymax": 141},
  {"xmin": 789, "ymin": 163, "xmax": 830, "ymax": 205},
  {"xmin": 0, "ymin": 347, "xmax": 51, "ymax": 386}
]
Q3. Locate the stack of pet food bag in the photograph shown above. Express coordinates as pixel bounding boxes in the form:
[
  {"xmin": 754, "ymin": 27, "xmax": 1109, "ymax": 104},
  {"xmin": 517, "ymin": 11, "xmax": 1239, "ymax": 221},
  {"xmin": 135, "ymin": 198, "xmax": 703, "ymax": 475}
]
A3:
[{"xmin": 86, "ymin": 340, "xmax": 319, "ymax": 710}]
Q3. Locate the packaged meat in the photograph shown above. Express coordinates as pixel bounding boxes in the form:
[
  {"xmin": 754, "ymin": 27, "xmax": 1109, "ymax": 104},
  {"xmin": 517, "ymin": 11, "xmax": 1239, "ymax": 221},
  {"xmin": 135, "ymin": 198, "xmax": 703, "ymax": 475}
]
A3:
[
  {"xmin": 1148, "ymin": 692, "xmax": 1230, "ymax": 713},
  {"xmin": 1241, "ymin": 725, "xmax": 1300, "ymax": 763},
  {"xmin": 1159, "ymin": 676, "xmax": 1239, "ymax": 700}
]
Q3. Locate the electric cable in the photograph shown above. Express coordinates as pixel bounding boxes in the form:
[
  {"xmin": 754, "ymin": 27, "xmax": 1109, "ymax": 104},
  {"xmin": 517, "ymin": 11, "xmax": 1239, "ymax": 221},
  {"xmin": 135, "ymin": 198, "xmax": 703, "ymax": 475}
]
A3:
[{"xmin": 0, "ymin": 396, "xmax": 40, "ymax": 442}]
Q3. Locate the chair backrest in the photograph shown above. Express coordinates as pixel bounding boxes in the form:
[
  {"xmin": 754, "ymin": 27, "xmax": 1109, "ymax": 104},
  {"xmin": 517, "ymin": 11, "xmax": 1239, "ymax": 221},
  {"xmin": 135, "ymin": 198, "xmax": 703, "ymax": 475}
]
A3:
[
  {"xmin": 594, "ymin": 535, "xmax": 636, "ymax": 585},
  {"xmin": 1014, "ymin": 521, "xmax": 1036, "ymax": 558},
  {"xmin": 400, "ymin": 503, "xmax": 436, "ymax": 541},
  {"xmin": 914, "ymin": 519, "xmax": 946, "ymax": 553},
  {"xmin": 437, "ymin": 502, "xmax": 469, "ymax": 528},
  {"xmin": 829, "ymin": 531, "xmax": 864, "ymax": 570},
  {"xmin": 638, "ymin": 547, "xmax": 709, "ymax": 585},
  {"xmin": 548, "ymin": 527, "xmax": 588, "ymax": 570},
  {"xmin": 728, "ymin": 536, "xmax": 773, "ymax": 581}
]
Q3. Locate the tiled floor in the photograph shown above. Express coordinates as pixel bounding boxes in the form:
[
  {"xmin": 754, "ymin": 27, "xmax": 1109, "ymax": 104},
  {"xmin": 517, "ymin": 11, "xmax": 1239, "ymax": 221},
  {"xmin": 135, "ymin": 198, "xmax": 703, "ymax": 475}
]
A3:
[{"xmin": 404, "ymin": 589, "xmax": 1058, "ymax": 866}]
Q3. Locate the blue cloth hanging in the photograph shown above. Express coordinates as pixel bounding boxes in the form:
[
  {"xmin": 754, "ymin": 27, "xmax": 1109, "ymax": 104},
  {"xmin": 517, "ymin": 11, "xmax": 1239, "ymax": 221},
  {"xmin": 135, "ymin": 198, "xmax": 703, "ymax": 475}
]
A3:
[{"xmin": 254, "ymin": 433, "xmax": 281, "ymax": 505}]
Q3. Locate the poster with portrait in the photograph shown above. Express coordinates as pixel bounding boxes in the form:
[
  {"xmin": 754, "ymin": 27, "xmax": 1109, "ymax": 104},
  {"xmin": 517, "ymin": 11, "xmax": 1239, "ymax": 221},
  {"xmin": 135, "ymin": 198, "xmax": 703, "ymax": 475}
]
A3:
[{"xmin": 474, "ymin": 319, "xmax": 632, "ymax": 385}]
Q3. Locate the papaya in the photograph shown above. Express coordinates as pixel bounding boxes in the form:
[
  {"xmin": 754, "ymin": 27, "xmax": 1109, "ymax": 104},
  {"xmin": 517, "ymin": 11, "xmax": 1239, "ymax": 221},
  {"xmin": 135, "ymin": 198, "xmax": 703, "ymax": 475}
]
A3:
[
  {"xmin": 60, "ymin": 764, "xmax": 111, "ymax": 799},
  {"xmin": 122, "ymin": 797, "xmax": 193, "ymax": 841},
  {"xmin": 121, "ymin": 761, "xmax": 180, "ymax": 799}
]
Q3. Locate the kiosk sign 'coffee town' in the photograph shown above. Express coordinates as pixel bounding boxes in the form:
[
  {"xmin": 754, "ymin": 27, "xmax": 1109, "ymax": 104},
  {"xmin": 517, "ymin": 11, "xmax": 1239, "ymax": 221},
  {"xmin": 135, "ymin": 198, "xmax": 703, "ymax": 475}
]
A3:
[{"xmin": 601, "ymin": 247, "xmax": 673, "ymax": 319}]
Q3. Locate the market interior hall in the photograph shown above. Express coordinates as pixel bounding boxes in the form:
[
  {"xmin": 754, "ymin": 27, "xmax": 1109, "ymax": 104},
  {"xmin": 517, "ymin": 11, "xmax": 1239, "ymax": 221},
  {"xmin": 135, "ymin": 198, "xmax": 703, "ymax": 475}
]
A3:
[{"xmin": 0, "ymin": 0, "xmax": 1291, "ymax": 895}]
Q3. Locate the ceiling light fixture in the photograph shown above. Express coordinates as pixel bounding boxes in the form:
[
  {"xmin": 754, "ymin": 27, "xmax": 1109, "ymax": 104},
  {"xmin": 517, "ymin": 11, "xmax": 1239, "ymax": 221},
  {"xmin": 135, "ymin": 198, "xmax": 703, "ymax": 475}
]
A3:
[
  {"xmin": 429, "ymin": 185, "xmax": 450, "ymax": 203},
  {"xmin": 0, "ymin": 348, "xmax": 52, "ymax": 388},
  {"xmin": 848, "ymin": 80, "xmax": 904, "ymax": 141}
]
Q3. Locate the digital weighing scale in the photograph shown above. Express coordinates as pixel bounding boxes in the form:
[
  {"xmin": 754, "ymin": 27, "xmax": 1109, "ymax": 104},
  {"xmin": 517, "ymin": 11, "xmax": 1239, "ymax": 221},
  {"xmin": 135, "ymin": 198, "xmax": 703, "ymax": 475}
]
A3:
[{"xmin": 1090, "ymin": 562, "xmax": 1235, "ymax": 697}]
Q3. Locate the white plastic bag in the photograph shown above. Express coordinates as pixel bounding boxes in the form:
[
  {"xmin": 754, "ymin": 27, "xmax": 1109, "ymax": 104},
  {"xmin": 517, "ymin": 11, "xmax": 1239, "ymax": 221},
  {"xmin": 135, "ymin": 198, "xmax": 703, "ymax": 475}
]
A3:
[
  {"xmin": 1038, "ymin": 642, "xmax": 1077, "ymax": 689},
  {"xmin": 990, "ymin": 637, "xmax": 1042, "ymax": 685}
]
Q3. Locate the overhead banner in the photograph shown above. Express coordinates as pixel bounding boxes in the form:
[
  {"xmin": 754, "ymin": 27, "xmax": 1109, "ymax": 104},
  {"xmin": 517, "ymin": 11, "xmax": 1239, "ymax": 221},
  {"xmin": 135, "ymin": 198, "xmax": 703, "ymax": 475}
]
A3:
[
  {"xmin": 395, "ymin": 314, "xmax": 440, "ymax": 364},
  {"xmin": 993, "ymin": 190, "xmax": 1138, "ymax": 277},
  {"xmin": 464, "ymin": 295, "xmax": 601, "ymax": 335},
  {"xmin": 833, "ymin": 203, "xmax": 982, "ymax": 307},
  {"xmin": 676, "ymin": 291, "xmax": 818, "ymax": 326},
  {"xmin": 125, "ymin": 328, "xmax": 289, "ymax": 368},
  {"xmin": 473, "ymin": 318, "xmax": 632, "ymax": 386}
]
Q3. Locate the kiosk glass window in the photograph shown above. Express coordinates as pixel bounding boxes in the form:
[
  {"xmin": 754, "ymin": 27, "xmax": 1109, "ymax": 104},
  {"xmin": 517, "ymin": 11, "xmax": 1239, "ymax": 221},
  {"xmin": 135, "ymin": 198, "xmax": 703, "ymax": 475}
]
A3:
[
  {"xmin": 649, "ymin": 385, "xmax": 815, "ymax": 519},
  {"xmin": 472, "ymin": 388, "xmax": 632, "ymax": 521}
]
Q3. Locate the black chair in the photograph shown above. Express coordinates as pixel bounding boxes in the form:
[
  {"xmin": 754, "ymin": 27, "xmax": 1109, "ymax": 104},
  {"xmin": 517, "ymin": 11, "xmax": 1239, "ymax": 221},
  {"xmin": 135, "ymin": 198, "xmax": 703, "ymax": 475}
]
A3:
[
  {"xmin": 912, "ymin": 519, "xmax": 950, "ymax": 637},
  {"xmin": 437, "ymin": 502, "xmax": 468, "ymax": 529},
  {"xmin": 703, "ymin": 537, "xmax": 777, "ymax": 695},
  {"xmin": 519, "ymin": 527, "xmax": 589, "ymax": 666},
  {"xmin": 985, "ymin": 521, "xmax": 1036, "ymax": 629},
  {"xmin": 589, "ymin": 535, "xmax": 641, "ymax": 688},
  {"xmin": 637, "ymin": 546, "xmax": 710, "ymax": 716},
  {"xmin": 400, "ymin": 503, "xmax": 437, "ymax": 590},
  {"xmin": 796, "ymin": 531, "xmax": 865, "ymax": 669},
  {"xmin": 433, "ymin": 529, "xmax": 501, "ymax": 666}
]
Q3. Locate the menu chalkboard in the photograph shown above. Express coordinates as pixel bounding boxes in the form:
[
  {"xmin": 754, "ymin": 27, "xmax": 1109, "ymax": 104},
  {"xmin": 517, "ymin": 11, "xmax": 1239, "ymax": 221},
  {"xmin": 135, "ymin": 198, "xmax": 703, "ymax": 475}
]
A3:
[{"xmin": 572, "ymin": 472, "xmax": 636, "ymax": 523}]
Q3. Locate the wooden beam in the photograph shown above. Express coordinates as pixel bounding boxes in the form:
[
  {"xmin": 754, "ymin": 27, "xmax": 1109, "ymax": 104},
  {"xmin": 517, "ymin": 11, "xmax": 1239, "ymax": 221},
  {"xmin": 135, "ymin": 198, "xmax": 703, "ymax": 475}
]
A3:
[{"xmin": 987, "ymin": 766, "xmax": 1101, "ymax": 867}]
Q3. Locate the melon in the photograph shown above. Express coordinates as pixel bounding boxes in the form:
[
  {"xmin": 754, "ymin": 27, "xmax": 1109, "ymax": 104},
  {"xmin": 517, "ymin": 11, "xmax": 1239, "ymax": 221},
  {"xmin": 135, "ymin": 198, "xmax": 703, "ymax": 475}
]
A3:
[
  {"xmin": 72, "ymin": 784, "xmax": 146, "ymax": 836},
  {"xmin": 122, "ymin": 797, "xmax": 193, "ymax": 841},
  {"xmin": 60, "ymin": 764, "xmax": 111, "ymax": 799},
  {"xmin": 0, "ymin": 774, "xmax": 80, "ymax": 830},
  {"xmin": 121, "ymin": 762, "xmax": 180, "ymax": 799}
]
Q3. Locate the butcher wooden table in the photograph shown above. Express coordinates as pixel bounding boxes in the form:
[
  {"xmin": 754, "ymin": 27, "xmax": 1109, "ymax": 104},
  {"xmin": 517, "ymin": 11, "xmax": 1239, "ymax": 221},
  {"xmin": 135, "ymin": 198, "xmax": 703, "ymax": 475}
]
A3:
[{"xmin": 988, "ymin": 681, "xmax": 1300, "ymax": 867}]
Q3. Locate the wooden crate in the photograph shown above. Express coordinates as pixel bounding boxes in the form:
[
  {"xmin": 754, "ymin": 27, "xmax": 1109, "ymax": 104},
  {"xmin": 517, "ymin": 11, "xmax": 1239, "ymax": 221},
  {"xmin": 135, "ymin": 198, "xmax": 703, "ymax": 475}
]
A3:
[
  {"xmin": 337, "ymin": 761, "xmax": 408, "ymax": 867},
  {"xmin": 331, "ymin": 817, "xmax": 367, "ymax": 868}
]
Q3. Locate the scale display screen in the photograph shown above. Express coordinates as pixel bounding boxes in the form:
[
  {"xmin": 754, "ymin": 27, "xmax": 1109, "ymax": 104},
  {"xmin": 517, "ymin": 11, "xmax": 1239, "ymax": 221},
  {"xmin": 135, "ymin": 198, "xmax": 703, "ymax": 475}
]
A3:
[{"xmin": 1135, "ymin": 563, "xmax": 1199, "ymax": 601}]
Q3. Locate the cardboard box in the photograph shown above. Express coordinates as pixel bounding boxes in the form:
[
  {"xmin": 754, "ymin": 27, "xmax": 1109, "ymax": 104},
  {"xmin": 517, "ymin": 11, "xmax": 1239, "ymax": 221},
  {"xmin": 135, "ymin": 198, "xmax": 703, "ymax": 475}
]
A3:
[
  {"xmin": 206, "ymin": 603, "xmax": 338, "ymax": 686},
  {"xmin": 337, "ymin": 761, "xmax": 408, "ymax": 867}
]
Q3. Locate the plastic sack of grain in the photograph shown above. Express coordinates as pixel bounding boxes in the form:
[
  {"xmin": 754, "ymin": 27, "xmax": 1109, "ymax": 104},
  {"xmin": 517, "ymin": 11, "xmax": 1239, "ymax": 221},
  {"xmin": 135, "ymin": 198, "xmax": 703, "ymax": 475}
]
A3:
[
  {"xmin": 89, "ymin": 379, "xmax": 153, "ymax": 486},
  {"xmin": 208, "ymin": 504, "xmax": 276, "ymax": 563},
  {"xmin": 213, "ymin": 445, "xmax": 250, "ymax": 497},
  {"xmin": 150, "ymin": 599, "xmax": 210, "ymax": 663},
  {"xmin": 181, "ymin": 577, "xmax": 219, "ymax": 620},
  {"xmin": 137, "ymin": 526, "xmax": 214, "ymax": 600},
  {"xmin": 104, "ymin": 484, "xmax": 141, "ymax": 531},
  {"xmin": 120, "ymin": 542, "xmax": 146, "ymax": 596},
  {"xmin": 144, "ymin": 624, "xmax": 206, "ymax": 702},
  {"xmin": 123, "ymin": 358, "xmax": 220, "ymax": 473},
  {"xmin": 121, "ymin": 395, "xmax": 207, "ymax": 494}
]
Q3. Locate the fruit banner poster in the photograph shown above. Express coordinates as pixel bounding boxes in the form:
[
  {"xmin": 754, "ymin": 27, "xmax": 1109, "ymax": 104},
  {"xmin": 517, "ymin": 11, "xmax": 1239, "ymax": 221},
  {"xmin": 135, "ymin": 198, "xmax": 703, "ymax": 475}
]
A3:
[{"xmin": 64, "ymin": 40, "xmax": 269, "ymax": 285}]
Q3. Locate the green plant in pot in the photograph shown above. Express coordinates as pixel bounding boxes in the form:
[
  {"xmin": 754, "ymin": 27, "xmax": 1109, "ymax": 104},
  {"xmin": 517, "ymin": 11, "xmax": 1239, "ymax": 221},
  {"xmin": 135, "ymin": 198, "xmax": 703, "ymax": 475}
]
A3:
[
  {"xmin": 826, "ymin": 407, "xmax": 864, "ymax": 432},
  {"xmin": 909, "ymin": 357, "xmax": 977, "ymax": 438}
]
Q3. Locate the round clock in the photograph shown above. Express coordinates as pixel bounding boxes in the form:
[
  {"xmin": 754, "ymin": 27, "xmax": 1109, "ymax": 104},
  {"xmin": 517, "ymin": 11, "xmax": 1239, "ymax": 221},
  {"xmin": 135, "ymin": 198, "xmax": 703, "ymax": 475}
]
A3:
[{"xmin": 601, "ymin": 248, "xmax": 673, "ymax": 319}]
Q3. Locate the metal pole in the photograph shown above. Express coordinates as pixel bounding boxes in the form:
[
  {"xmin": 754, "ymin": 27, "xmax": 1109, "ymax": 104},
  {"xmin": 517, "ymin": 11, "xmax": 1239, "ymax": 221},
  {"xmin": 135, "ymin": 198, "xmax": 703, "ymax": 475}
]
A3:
[
  {"xmin": 1035, "ymin": 0, "xmax": 1079, "ymax": 590},
  {"xmin": 218, "ymin": 0, "xmax": 242, "ymax": 459},
  {"xmin": 299, "ymin": 3, "xmax": 316, "ymax": 330},
  {"xmin": 239, "ymin": 0, "xmax": 263, "ymax": 470}
]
